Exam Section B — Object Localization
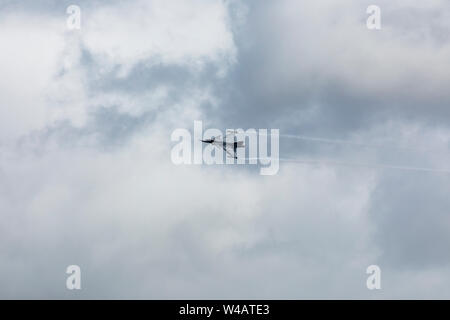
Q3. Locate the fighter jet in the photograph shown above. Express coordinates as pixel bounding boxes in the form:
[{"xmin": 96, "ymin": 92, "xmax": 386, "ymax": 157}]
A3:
[{"xmin": 201, "ymin": 130, "xmax": 245, "ymax": 159}]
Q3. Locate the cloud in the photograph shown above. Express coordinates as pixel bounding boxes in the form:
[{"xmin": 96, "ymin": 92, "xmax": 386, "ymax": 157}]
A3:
[
  {"xmin": 0, "ymin": 0, "xmax": 237, "ymax": 143},
  {"xmin": 1, "ymin": 0, "xmax": 450, "ymax": 299},
  {"xmin": 216, "ymin": 0, "xmax": 450, "ymax": 131},
  {"xmin": 0, "ymin": 131, "xmax": 378, "ymax": 298},
  {"xmin": 82, "ymin": 0, "xmax": 237, "ymax": 77},
  {"xmin": 0, "ymin": 13, "xmax": 72, "ymax": 142}
]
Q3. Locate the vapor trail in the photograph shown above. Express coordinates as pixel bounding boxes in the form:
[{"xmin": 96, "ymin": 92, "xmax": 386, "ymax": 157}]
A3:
[
  {"xmin": 246, "ymin": 157, "xmax": 450, "ymax": 174},
  {"xmin": 260, "ymin": 132, "xmax": 436, "ymax": 153}
]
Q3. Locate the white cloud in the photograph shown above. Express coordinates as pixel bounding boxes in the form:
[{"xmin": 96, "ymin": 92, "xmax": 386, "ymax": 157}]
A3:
[
  {"xmin": 0, "ymin": 127, "xmax": 379, "ymax": 298},
  {"xmin": 0, "ymin": 0, "xmax": 237, "ymax": 142},
  {"xmin": 0, "ymin": 14, "xmax": 65, "ymax": 142},
  {"xmin": 82, "ymin": 0, "xmax": 237, "ymax": 77},
  {"xmin": 251, "ymin": 0, "xmax": 450, "ymax": 104},
  {"xmin": 1, "ymin": 0, "xmax": 450, "ymax": 299}
]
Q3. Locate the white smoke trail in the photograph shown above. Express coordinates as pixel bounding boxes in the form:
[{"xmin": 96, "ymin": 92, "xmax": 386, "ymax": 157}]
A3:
[
  {"xmin": 246, "ymin": 157, "xmax": 450, "ymax": 174},
  {"xmin": 259, "ymin": 132, "xmax": 439, "ymax": 153},
  {"xmin": 282, "ymin": 134, "xmax": 392, "ymax": 148},
  {"xmin": 244, "ymin": 131, "xmax": 450, "ymax": 173}
]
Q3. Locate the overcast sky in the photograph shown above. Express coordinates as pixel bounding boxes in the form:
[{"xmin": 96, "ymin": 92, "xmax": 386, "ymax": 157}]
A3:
[{"xmin": 1, "ymin": 0, "xmax": 450, "ymax": 299}]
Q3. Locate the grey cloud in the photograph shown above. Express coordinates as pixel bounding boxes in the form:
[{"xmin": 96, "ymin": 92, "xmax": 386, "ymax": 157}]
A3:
[
  {"xmin": 1, "ymin": 0, "xmax": 450, "ymax": 299},
  {"xmin": 214, "ymin": 0, "xmax": 450, "ymax": 134},
  {"xmin": 370, "ymin": 172, "xmax": 450, "ymax": 269}
]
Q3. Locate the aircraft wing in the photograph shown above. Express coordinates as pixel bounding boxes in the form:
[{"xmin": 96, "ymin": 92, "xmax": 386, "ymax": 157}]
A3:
[
  {"xmin": 213, "ymin": 130, "xmax": 237, "ymax": 143},
  {"xmin": 223, "ymin": 146, "xmax": 237, "ymax": 159},
  {"xmin": 212, "ymin": 141, "xmax": 237, "ymax": 159}
]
